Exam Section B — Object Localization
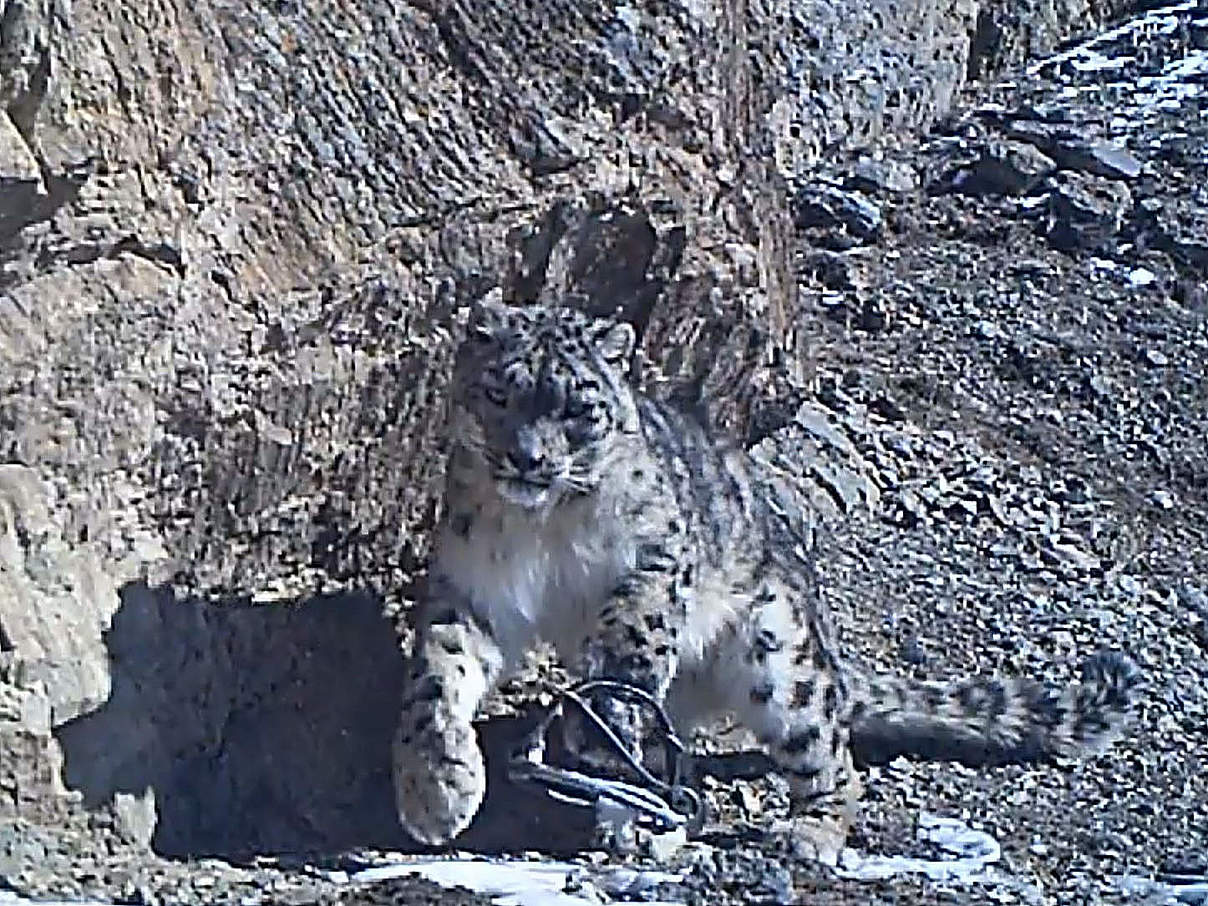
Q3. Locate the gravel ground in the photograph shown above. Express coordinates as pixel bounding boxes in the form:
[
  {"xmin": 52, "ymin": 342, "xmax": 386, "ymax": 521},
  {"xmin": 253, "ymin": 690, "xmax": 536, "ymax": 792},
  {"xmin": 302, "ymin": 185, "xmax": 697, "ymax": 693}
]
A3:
[
  {"xmin": 782, "ymin": 3, "xmax": 1208, "ymax": 899},
  {"xmin": 3, "ymin": 3, "xmax": 1206, "ymax": 905}
]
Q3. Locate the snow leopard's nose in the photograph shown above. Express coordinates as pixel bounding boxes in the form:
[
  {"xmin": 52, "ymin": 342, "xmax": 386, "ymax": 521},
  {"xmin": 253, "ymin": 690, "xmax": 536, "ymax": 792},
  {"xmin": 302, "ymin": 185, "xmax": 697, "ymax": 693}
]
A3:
[
  {"xmin": 506, "ymin": 447, "xmax": 544, "ymax": 473},
  {"xmin": 506, "ymin": 429, "xmax": 546, "ymax": 474}
]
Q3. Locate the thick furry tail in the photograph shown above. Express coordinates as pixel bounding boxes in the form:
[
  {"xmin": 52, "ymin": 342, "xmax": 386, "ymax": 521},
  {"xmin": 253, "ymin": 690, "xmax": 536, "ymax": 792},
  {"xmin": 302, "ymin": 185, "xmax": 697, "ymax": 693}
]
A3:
[{"xmin": 847, "ymin": 651, "xmax": 1141, "ymax": 768}]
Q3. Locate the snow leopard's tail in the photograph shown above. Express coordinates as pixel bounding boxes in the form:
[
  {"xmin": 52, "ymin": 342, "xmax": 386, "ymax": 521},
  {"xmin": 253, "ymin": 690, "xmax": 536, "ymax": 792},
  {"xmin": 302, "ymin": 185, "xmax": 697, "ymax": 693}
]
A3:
[{"xmin": 846, "ymin": 651, "xmax": 1141, "ymax": 768}]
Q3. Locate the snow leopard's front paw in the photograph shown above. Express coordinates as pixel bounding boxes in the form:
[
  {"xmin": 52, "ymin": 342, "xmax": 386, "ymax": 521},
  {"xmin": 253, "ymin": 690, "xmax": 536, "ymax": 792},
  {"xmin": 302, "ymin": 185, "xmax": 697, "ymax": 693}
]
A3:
[
  {"xmin": 767, "ymin": 815, "xmax": 848, "ymax": 867},
  {"xmin": 392, "ymin": 709, "xmax": 485, "ymax": 846}
]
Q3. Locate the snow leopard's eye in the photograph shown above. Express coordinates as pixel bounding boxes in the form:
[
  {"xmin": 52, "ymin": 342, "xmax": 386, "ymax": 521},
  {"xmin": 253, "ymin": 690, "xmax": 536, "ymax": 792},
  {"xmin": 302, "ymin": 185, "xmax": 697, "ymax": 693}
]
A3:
[
  {"xmin": 564, "ymin": 398, "xmax": 588, "ymax": 419},
  {"xmin": 483, "ymin": 386, "xmax": 507, "ymax": 407}
]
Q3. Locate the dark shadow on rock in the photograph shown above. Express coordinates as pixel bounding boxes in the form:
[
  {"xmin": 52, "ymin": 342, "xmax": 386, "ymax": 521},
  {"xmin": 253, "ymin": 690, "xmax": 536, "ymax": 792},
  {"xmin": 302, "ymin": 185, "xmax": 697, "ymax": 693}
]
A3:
[
  {"xmin": 459, "ymin": 713, "xmax": 597, "ymax": 854},
  {"xmin": 55, "ymin": 583, "xmax": 410, "ymax": 858},
  {"xmin": 53, "ymin": 583, "xmax": 598, "ymax": 858}
]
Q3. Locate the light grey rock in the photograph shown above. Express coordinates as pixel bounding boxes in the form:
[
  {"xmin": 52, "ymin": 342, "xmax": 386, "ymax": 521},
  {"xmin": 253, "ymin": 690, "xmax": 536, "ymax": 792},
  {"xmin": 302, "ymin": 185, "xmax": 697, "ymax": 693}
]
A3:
[
  {"xmin": 112, "ymin": 790, "xmax": 157, "ymax": 849},
  {"xmin": 1008, "ymin": 121, "xmax": 1143, "ymax": 179},
  {"xmin": 849, "ymin": 157, "xmax": 919, "ymax": 194}
]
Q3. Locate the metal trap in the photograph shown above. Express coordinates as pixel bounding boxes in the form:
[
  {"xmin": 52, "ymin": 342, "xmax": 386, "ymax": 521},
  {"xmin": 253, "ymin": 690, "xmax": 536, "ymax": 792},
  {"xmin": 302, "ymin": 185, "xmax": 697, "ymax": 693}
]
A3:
[{"xmin": 506, "ymin": 679, "xmax": 705, "ymax": 836}]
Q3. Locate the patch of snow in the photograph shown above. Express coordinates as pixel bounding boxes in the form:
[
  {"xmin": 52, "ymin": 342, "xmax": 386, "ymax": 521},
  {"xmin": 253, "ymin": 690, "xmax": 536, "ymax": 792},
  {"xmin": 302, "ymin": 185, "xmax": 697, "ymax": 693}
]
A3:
[
  {"xmin": 1028, "ymin": 0, "xmax": 1196, "ymax": 76},
  {"xmin": 1128, "ymin": 267, "xmax": 1158, "ymax": 287},
  {"xmin": 1070, "ymin": 50, "xmax": 1132, "ymax": 72},
  {"xmin": 835, "ymin": 812, "xmax": 1003, "ymax": 883},
  {"xmin": 342, "ymin": 858, "xmax": 684, "ymax": 906},
  {"xmin": 1028, "ymin": 2, "xmax": 1208, "ymax": 124}
]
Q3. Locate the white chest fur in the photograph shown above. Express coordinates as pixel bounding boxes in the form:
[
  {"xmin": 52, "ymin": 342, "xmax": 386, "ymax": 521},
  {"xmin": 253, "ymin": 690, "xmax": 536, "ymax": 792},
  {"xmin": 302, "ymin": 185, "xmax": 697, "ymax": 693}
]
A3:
[{"xmin": 434, "ymin": 493, "xmax": 636, "ymax": 667}]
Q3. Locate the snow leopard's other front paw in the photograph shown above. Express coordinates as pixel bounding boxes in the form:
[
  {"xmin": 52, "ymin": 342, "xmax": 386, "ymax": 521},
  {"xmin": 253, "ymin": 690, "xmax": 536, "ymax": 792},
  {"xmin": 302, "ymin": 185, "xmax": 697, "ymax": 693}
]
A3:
[
  {"xmin": 392, "ymin": 707, "xmax": 485, "ymax": 846},
  {"xmin": 555, "ymin": 693, "xmax": 655, "ymax": 854},
  {"xmin": 559, "ymin": 692, "xmax": 649, "ymax": 781},
  {"xmin": 767, "ymin": 815, "xmax": 848, "ymax": 867}
]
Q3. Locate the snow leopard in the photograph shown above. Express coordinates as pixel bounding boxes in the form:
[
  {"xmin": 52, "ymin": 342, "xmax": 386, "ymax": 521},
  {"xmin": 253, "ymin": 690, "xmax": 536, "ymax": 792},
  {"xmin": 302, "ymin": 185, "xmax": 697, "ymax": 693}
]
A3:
[{"xmin": 391, "ymin": 295, "xmax": 1140, "ymax": 862}]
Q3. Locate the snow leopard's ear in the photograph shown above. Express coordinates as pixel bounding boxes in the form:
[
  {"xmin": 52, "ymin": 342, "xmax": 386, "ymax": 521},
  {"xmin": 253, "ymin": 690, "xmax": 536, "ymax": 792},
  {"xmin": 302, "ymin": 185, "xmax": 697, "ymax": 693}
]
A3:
[
  {"xmin": 592, "ymin": 318, "xmax": 635, "ymax": 364},
  {"xmin": 468, "ymin": 288, "xmax": 511, "ymax": 341}
]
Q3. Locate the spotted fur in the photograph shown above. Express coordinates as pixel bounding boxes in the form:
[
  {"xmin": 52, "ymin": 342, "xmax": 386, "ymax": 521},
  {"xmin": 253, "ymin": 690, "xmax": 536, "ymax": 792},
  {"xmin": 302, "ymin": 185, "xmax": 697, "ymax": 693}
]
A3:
[{"xmin": 393, "ymin": 296, "xmax": 1141, "ymax": 860}]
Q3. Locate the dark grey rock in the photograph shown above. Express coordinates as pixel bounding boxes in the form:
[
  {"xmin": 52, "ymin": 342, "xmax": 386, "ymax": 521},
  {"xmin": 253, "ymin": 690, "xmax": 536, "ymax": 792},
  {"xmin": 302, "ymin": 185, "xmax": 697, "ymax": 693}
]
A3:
[
  {"xmin": 951, "ymin": 140, "xmax": 1056, "ymax": 195},
  {"xmin": 793, "ymin": 183, "xmax": 883, "ymax": 246},
  {"xmin": 1043, "ymin": 171, "xmax": 1133, "ymax": 251},
  {"xmin": 900, "ymin": 637, "xmax": 928, "ymax": 665},
  {"xmin": 801, "ymin": 248, "xmax": 860, "ymax": 290},
  {"xmin": 871, "ymin": 395, "xmax": 907, "ymax": 422},
  {"xmin": 1191, "ymin": 19, "xmax": 1208, "ymax": 51}
]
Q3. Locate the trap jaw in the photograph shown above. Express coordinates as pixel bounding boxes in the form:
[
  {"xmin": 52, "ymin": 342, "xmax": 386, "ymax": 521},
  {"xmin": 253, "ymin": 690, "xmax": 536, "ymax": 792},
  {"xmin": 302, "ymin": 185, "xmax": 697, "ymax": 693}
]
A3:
[{"xmin": 506, "ymin": 679, "xmax": 706, "ymax": 837}]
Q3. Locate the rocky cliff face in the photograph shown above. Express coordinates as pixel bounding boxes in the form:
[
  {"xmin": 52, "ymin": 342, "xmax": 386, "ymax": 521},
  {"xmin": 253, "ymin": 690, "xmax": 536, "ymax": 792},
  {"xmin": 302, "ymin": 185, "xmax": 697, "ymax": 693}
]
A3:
[{"xmin": 0, "ymin": 0, "xmax": 1126, "ymax": 856}]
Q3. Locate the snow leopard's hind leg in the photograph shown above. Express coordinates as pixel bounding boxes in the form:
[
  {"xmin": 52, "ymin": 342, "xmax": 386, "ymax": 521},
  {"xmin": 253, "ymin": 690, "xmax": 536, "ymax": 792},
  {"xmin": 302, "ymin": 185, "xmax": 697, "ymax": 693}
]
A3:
[{"xmin": 722, "ymin": 576, "xmax": 862, "ymax": 866}]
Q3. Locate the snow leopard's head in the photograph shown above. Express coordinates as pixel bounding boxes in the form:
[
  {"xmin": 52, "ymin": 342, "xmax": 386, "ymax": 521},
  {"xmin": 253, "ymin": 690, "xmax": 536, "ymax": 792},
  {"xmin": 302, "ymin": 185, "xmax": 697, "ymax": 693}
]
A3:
[{"xmin": 449, "ymin": 295, "xmax": 639, "ymax": 509}]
